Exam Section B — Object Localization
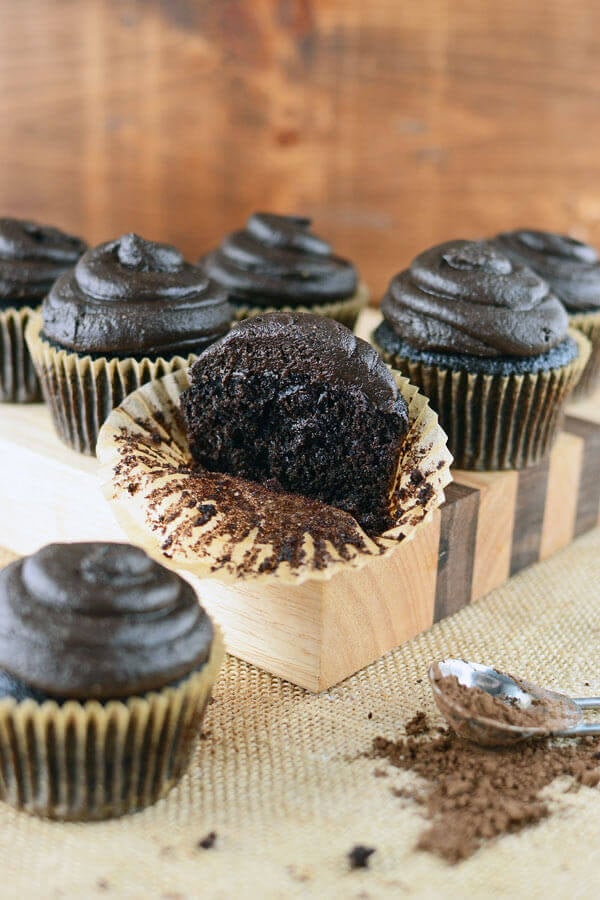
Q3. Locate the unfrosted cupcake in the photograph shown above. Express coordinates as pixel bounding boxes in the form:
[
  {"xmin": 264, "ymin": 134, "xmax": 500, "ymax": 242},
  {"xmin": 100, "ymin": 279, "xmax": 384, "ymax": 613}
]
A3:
[
  {"xmin": 26, "ymin": 232, "xmax": 232, "ymax": 454},
  {"xmin": 0, "ymin": 542, "xmax": 223, "ymax": 820},
  {"xmin": 198, "ymin": 213, "xmax": 368, "ymax": 327},
  {"xmin": 0, "ymin": 218, "xmax": 86, "ymax": 403},
  {"xmin": 372, "ymin": 240, "xmax": 589, "ymax": 470},
  {"xmin": 494, "ymin": 229, "xmax": 600, "ymax": 398}
]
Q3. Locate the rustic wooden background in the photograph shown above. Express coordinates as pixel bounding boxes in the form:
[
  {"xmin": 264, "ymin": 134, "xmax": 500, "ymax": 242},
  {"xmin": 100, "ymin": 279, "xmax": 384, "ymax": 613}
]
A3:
[{"xmin": 1, "ymin": 0, "xmax": 599, "ymax": 299}]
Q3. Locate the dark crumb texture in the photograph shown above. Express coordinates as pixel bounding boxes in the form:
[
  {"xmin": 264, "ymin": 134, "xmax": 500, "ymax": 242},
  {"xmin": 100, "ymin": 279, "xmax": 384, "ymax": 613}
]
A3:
[
  {"xmin": 370, "ymin": 724, "xmax": 600, "ymax": 864},
  {"xmin": 374, "ymin": 320, "xmax": 579, "ymax": 376},
  {"xmin": 348, "ymin": 845, "xmax": 376, "ymax": 869},
  {"xmin": 180, "ymin": 313, "xmax": 409, "ymax": 535},
  {"xmin": 198, "ymin": 831, "xmax": 217, "ymax": 849}
]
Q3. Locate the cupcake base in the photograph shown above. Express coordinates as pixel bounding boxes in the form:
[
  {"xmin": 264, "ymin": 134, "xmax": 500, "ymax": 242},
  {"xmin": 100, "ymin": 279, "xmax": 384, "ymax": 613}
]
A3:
[
  {"xmin": 0, "ymin": 628, "xmax": 223, "ymax": 821},
  {"xmin": 0, "ymin": 306, "xmax": 41, "ymax": 403},
  {"xmin": 230, "ymin": 282, "xmax": 369, "ymax": 330},
  {"xmin": 569, "ymin": 309, "xmax": 600, "ymax": 399},
  {"xmin": 373, "ymin": 323, "xmax": 590, "ymax": 471},
  {"xmin": 25, "ymin": 313, "xmax": 197, "ymax": 456}
]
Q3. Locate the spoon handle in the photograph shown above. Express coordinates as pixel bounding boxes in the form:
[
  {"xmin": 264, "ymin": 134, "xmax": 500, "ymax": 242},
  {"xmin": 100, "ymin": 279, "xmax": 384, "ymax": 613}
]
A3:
[
  {"xmin": 555, "ymin": 723, "xmax": 600, "ymax": 737},
  {"xmin": 572, "ymin": 697, "xmax": 600, "ymax": 709}
]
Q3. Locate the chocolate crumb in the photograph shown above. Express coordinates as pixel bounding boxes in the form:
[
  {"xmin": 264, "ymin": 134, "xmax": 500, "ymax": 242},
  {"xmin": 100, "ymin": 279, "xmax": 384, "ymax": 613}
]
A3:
[
  {"xmin": 198, "ymin": 831, "xmax": 217, "ymax": 850},
  {"xmin": 367, "ymin": 712, "xmax": 373, "ymax": 720},
  {"xmin": 348, "ymin": 845, "xmax": 376, "ymax": 869},
  {"xmin": 370, "ymin": 726, "xmax": 600, "ymax": 863},
  {"xmin": 96, "ymin": 880, "xmax": 109, "ymax": 891},
  {"xmin": 405, "ymin": 711, "xmax": 429, "ymax": 735}
]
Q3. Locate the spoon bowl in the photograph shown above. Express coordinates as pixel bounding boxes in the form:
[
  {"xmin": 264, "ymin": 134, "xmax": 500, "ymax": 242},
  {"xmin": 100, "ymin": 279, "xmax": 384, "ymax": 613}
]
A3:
[{"xmin": 429, "ymin": 659, "xmax": 598, "ymax": 747}]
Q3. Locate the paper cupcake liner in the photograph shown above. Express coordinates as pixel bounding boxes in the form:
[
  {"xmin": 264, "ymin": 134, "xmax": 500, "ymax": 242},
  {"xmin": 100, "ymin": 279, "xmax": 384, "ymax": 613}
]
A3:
[
  {"xmin": 374, "ymin": 329, "xmax": 590, "ymax": 471},
  {"xmin": 569, "ymin": 309, "xmax": 600, "ymax": 399},
  {"xmin": 0, "ymin": 629, "xmax": 223, "ymax": 821},
  {"xmin": 25, "ymin": 313, "xmax": 197, "ymax": 456},
  {"xmin": 0, "ymin": 305, "xmax": 42, "ymax": 403},
  {"xmin": 96, "ymin": 367, "xmax": 452, "ymax": 586},
  {"xmin": 230, "ymin": 282, "xmax": 369, "ymax": 330}
]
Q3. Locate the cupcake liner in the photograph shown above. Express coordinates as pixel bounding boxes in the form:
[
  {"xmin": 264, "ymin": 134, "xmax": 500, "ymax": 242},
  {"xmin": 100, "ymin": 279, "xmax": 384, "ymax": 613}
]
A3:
[
  {"xmin": 569, "ymin": 309, "xmax": 600, "ymax": 399},
  {"xmin": 0, "ymin": 305, "xmax": 42, "ymax": 403},
  {"xmin": 230, "ymin": 282, "xmax": 369, "ymax": 330},
  {"xmin": 25, "ymin": 313, "xmax": 197, "ymax": 456},
  {"xmin": 96, "ymin": 367, "xmax": 452, "ymax": 586},
  {"xmin": 374, "ymin": 328, "xmax": 590, "ymax": 471},
  {"xmin": 0, "ymin": 628, "xmax": 223, "ymax": 821}
]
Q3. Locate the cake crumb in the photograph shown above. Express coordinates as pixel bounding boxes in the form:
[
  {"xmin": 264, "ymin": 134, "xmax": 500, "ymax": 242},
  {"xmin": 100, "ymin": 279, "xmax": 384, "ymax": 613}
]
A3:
[
  {"xmin": 198, "ymin": 831, "xmax": 217, "ymax": 850},
  {"xmin": 404, "ymin": 711, "xmax": 429, "ymax": 735},
  {"xmin": 348, "ymin": 845, "xmax": 376, "ymax": 869}
]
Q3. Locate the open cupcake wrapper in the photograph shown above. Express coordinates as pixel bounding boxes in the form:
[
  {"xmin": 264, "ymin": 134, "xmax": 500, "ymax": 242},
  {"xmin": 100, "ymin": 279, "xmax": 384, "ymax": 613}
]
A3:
[
  {"xmin": 374, "ymin": 328, "xmax": 591, "ymax": 471},
  {"xmin": 0, "ymin": 305, "xmax": 42, "ymax": 403},
  {"xmin": 230, "ymin": 282, "xmax": 370, "ymax": 329},
  {"xmin": 569, "ymin": 309, "xmax": 600, "ymax": 399},
  {"xmin": 25, "ymin": 313, "xmax": 197, "ymax": 455},
  {"xmin": 97, "ymin": 367, "xmax": 452, "ymax": 586},
  {"xmin": 0, "ymin": 628, "xmax": 224, "ymax": 821}
]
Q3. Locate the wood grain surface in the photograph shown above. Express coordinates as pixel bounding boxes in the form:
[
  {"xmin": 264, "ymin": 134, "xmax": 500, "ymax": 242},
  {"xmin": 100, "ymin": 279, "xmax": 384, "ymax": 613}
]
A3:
[{"xmin": 1, "ymin": 1, "xmax": 599, "ymax": 299}]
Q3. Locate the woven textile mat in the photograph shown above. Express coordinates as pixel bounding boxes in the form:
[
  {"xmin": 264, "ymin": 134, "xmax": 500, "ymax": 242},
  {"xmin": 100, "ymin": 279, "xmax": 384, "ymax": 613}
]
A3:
[{"xmin": 0, "ymin": 534, "xmax": 599, "ymax": 899}]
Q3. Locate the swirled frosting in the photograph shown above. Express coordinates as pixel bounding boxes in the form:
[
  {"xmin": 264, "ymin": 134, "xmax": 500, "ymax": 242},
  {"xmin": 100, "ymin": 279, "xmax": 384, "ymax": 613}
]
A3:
[
  {"xmin": 42, "ymin": 233, "xmax": 232, "ymax": 357},
  {"xmin": 494, "ymin": 229, "xmax": 600, "ymax": 312},
  {"xmin": 381, "ymin": 240, "xmax": 569, "ymax": 357},
  {"xmin": 199, "ymin": 213, "xmax": 358, "ymax": 307},
  {"xmin": 0, "ymin": 543, "xmax": 214, "ymax": 699},
  {"xmin": 0, "ymin": 218, "xmax": 86, "ymax": 309}
]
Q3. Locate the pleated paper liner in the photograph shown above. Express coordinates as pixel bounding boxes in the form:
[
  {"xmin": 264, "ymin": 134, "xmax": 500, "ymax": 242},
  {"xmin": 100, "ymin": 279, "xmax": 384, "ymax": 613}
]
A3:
[
  {"xmin": 96, "ymin": 367, "xmax": 452, "ymax": 586},
  {"xmin": 569, "ymin": 309, "xmax": 600, "ymax": 399},
  {"xmin": 25, "ymin": 312, "xmax": 197, "ymax": 456},
  {"xmin": 374, "ymin": 328, "xmax": 590, "ymax": 471},
  {"xmin": 0, "ymin": 628, "xmax": 223, "ymax": 821},
  {"xmin": 0, "ymin": 305, "xmax": 41, "ymax": 403},
  {"xmin": 230, "ymin": 282, "xmax": 369, "ymax": 329}
]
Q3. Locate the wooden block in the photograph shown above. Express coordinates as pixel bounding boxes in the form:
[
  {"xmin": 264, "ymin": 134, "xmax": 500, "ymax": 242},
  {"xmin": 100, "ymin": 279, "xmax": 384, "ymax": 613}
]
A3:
[{"xmin": 1, "ymin": 341, "xmax": 600, "ymax": 690}]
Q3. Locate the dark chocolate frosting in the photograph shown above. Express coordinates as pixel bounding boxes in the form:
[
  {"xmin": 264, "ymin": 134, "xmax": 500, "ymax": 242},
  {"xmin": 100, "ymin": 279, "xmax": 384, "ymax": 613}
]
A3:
[
  {"xmin": 200, "ymin": 311, "xmax": 402, "ymax": 410},
  {"xmin": 0, "ymin": 543, "xmax": 213, "ymax": 700},
  {"xmin": 199, "ymin": 213, "xmax": 358, "ymax": 307},
  {"xmin": 381, "ymin": 240, "xmax": 569, "ymax": 357},
  {"xmin": 494, "ymin": 229, "xmax": 600, "ymax": 312},
  {"xmin": 42, "ymin": 233, "xmax": 232, "ymax": 357},
  {"xmin": 0, "ymin": 218, "xmax": 86, "ymax": 309}
]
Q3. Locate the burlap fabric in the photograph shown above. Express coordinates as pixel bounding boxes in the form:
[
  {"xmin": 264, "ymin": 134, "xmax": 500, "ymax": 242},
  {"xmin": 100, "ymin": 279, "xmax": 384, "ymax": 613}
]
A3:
[{"xmin": 0, "ymin": 533, "xmax": 599, "ymax": 900}]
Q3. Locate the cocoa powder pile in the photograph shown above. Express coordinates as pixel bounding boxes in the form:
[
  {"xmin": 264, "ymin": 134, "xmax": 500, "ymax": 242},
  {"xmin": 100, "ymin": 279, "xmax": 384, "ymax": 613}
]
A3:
[
  {"xmin": 371, "ymin": 721, "xmax": 600, "ymax": 863},
  {"xmin": 437, "ymin": 674, "xmax": 571, "ymax": 729}
]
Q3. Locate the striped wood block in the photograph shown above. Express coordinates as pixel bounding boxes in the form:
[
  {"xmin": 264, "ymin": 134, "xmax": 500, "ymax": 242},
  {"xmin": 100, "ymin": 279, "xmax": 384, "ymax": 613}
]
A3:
[{"xmin": 0, "ymin": 386, "xmax": 598, "ymax": 690}]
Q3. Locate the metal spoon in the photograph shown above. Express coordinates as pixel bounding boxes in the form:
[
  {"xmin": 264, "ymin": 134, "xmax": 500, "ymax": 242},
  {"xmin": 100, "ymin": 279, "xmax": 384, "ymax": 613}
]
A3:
[{"xmin": 429, "ymin": 658, "xmax": 600, "ymax": 747}]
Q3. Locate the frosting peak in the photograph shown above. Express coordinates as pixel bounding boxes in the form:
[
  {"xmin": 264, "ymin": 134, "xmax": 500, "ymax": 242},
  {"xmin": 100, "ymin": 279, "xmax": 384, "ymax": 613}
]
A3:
[
  {"xmin": 381, "ymin": 239, "xmax": 569, "ymax": 357},
  {"xmin": 0, "ymin": 543, "xmax": 213, "ymax": 699},
  {"xmin": 42, "ymin": 233, "xmax": 232, "ymax": 357},
  {"xmin": 494, "ymin": 229, "xmax": 600, "ymax": 312},
  {"xmin": 199, "ymin": 212, "xmax": 358, "ymax": 308},
  {"xmin": 0, "ymin": 217, "xmax": 86, "ymax": 307}
]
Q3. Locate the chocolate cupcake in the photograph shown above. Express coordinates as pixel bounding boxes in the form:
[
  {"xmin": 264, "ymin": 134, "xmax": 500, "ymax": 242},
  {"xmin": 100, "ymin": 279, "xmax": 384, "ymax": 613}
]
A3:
[
  {"xmin": 0, "ymin": 218, "xmax": 86, "ymax": 403},
  {"xmin": 181, "ymin": 312, "xmax": 409, "ymax": 535},
  {"xmin": 494, "ymin": 229, "xmax": 600, "ymax": 398},
  {"xmin": 97, "ymin": 312, "xmax": 452, "ymax": 584},
  {"xmin": 199, "ymin": 213, "xmax": 368, "ymax": 327},
  {"xmin": 26, "ymin": 232, "xmax": 232, "ymax": 454},
  {"xmin": 373, "ymin": 240, "xmax": 589, "ymax": 470},
  {"xmin": 0, "ymin": 542, "xmax": 223, "ymax": 820}
]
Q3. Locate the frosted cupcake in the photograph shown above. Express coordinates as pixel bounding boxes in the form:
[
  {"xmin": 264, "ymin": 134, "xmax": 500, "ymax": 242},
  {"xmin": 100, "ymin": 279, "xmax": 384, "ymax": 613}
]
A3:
[
  {"xmin": 372, "ymin": 240, "xmax": 589, "ymax": 470},
  {"xmin": 494, "ymin": 229, "xmax": 600, "ymax": 398},
  {"xmin": 0, "ymin": 542, "xmax": 222, "ymax": 820},
  {"xmin": 97, "ymin": 313, "xmax": 452, "ymax": 584},
  {"xmin": 199, "ymin": 213, "xmax": 368, "ymax": 327},
  {"xmin": 26, "ymin": 232, "xmax": 232, "ymax": 454},
  {"xmin": 0, "ymin": 218, "xmax": 86, "ymax": 403}
]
